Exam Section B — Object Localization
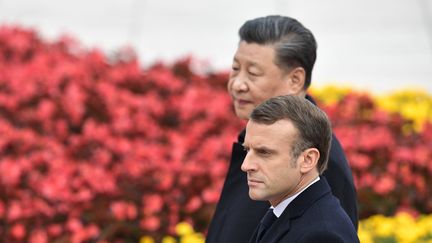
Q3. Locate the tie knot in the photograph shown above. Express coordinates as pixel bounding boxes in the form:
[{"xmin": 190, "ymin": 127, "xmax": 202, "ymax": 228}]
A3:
[{"xmin": 261, "ymin": 208, "xmax": 277, "ymax": 228}]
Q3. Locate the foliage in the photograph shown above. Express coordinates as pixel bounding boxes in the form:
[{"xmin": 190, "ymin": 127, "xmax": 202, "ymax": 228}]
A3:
[
  {"xmin": 311, "ymin": 88, "xmax": 432, "ymax": 218},
  {"xmin": 0, "ymin": 25, "xmax": 241, "ymax": 242}
]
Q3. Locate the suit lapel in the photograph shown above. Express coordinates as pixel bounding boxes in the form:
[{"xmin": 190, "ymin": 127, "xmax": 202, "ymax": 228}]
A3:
[
  {"xmin": 256, "ymin": 177, "xmax": 332, "ymax": 243},
  {"xmin": 286, "ymin": 177, "xmax": 331, "ymax": 219},
  {"xmin": 248, "ymin": 225, "xmax": 259, "ymax": 243}
]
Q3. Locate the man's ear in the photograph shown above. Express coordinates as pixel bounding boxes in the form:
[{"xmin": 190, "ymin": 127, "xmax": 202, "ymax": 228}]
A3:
[
  {"xmin": 299, "ymin": 148, "xmax": 319, "ymax": 174},
  {"xmin": 283, "ymin": 67, "xmax": 306, "ymax": 95}
]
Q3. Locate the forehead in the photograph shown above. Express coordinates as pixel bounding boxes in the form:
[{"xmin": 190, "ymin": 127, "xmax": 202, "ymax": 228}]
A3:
[
  {"xmin": 245, "ymin": 119, "xmax": 297, "ymax": 146},
  {"xmin": 233, "ymin": 41, "xmax": 277, "ymax": 65}
]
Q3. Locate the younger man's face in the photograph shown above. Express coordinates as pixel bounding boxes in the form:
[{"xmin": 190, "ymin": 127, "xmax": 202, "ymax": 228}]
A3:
[{"xmin": 241, "ymin": 119, "xmax": 304, "ymax": 206}]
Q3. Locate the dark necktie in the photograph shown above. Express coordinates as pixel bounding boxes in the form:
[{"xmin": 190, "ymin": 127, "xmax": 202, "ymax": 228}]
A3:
[{"xmin": 256, "ymin": 208, "xmax": 277, "ymax": 243}]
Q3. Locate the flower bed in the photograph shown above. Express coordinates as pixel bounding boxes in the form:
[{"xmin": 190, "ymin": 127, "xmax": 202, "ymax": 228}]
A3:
[
  {"xmin": 310, "ymin": 87, "xmax": 432, "ymax": 218},
  {"xmin": 0, "ymin": 25, "xmax": 242, "ymax": 242},
  {"xmin": 0, "ymin": 25, "xmax": 431, "ymax": 241},
  {"xmin": 142, "ymin": 213, "xmax": 432, "ymax": 243},
  {"xmin": 359, "ymin": 212, "xmax": 432, "ymax": 243}
]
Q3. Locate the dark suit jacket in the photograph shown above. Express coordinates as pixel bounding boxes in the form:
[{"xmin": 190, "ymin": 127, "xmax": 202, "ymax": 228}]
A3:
[
  {"xmin": 249, "ymin": 177, "xmax": 359, "ymax": 243},
  {"xmin": 206, "ymin": 95, "xmax": 358, "ymax": 243}
]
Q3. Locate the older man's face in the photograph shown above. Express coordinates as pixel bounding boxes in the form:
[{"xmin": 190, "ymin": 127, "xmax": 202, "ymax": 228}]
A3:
[{"xmin": 227, "ymin": 41, "xmax": 298, "ymax": 120}]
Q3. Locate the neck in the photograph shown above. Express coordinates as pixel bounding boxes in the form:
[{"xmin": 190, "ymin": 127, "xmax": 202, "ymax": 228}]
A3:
[
  {"xmin": 297, "ymin": 90, "xmax": 307, "ymax": 97},
  {"xmin": 270, "ymin": 172, "xmax": 319, "ymax": 207}
]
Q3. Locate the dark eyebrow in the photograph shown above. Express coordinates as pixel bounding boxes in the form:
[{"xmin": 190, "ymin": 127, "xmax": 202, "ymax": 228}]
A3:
[
  {"xmin": 243, "ymin": 144, "xmax": 277, "ymax": 154},
  {"xmin": 255, "ymin": 146, "xmax": 276, "ymax": 153},
  {"xmin": 232, "ymin": 56, "xmax": 261, "ymax": 68}
]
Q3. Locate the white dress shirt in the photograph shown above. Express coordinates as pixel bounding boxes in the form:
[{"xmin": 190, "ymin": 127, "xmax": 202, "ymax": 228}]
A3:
[{"xmin": 272, "ymin": 177, "xmax": 320, "ymax": 218}]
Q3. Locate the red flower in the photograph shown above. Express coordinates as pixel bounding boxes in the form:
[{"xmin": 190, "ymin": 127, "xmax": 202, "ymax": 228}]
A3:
[
  {"xmin": 47, "ymin": 224, "xmax": 63, "ymax": 237},
  {"xmin": 66, "ymin": 218, "xmax": 83, "ymax": 233},
  {"xmin": 202, "ymin": 189, "xmax": 221, "ymax": 203},
  {"xmin": 11, "ymin": 223, "xmax": 26, "ymax": 239},
  {"xmin": 347, "ymin": 152, "xmax": 371, "ymax": 170},
  {"xmin": 142, "ymin": 194, "xmax": 164, "ymax": 215},
  {"xmin": 29, "ymin": 229, "xmax": 48, "ymax": 243},
  {"xmin": 0, "ymin": 159, "xmax": 22, "ymax": 187},
  {"xmin": 7, "ymin": 201, "xmax": 23, "ymax": 221},
  {"xmin": 374, "ymin": 176, "xmax": 396, "ymax": 195},
  {"xmin": 111, "ymin": 201, "xmax": 129, "ymax": 221},
  {"xmin": 140, "ymin": 216, "xmax": 161, "ymax": 232},
  {"xmin": 185, "ymin": 196, "xmax": 202, "ymax": 213},
  {"xmin": 0, "ymin": 201, "xmax": 4, "ymax": 218}
]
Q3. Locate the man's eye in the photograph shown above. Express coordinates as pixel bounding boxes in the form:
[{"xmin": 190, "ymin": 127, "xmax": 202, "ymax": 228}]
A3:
[
  {"xmin": 257, "ymin": 149, "xmax": 270, "ymax": 155},
  {"xmin": 248, "ymin": 71, "xmax": 259, "ymax": 76},
  {"xmin": 232, "ymin": 66, "xmax": 240, "ymax": 71}
]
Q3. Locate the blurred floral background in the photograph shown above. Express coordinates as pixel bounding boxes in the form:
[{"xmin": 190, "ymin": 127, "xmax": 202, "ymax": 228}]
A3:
[{"xmin": 0, "ymin": 25, "xmax": 431, "ymax": 243}]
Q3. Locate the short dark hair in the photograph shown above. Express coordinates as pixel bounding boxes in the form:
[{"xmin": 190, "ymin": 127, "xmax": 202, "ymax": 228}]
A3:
[
  {"xmin": 239, "ymin": 15, "xmax": 317, "ymax": 89},
  {"xmin": 250, "ymin": 95, "xmax": 331, "ymax": 174}
]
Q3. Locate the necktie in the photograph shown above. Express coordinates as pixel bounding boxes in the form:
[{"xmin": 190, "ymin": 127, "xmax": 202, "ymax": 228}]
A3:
[{"xmin": 256, "ymin": 208, "xmax": 277, "ymax": 243}]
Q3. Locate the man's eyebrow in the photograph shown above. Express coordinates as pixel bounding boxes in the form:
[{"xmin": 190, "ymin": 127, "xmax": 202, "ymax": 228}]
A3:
[
  {"xmin": 232, "ymin": 57, "xmax": 261, "ymax": 67},
  {"xmin": 248, "ymin": 61, "xmax": 260, "ymax": 66},
  {"xmin": 243, "ymin": 144, "xmax": 276, "ymax": 152},
  {"xmin": 256, "ymin": 145, "xmax": 278, "ymax": 152}
]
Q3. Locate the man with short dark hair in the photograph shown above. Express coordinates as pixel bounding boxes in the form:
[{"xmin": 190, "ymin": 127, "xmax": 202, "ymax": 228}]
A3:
[
  {"xmin": 206, "ymin": 15, "xmax": 358, "ymax": 243},
  {"xmin": 242, "ymin": 95, "xmax": 359, "ymax": 243}
]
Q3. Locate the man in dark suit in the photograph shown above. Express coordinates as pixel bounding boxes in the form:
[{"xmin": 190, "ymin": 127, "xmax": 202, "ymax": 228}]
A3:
[
  {"xmin": 243, "ymin": 95, "xmax": 359, "ymax": 243},
  {"xmin": 206, "ymin": 15, "xmax": 358, "ymax": 243}
]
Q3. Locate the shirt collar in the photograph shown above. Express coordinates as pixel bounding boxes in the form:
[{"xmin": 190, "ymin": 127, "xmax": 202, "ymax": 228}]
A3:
[{"xmin": 272, "ymin": 176, "xmax": 320, "ymax": 218}]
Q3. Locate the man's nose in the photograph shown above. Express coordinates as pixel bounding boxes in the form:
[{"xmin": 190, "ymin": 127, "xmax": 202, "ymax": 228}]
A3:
[
  {"xmin": 231, "ymin": 76, "xmax": 248, "ymax": 92},
  {"xmin": 241, "ymin": 154, "xmax": 255, "ymax": 172}
]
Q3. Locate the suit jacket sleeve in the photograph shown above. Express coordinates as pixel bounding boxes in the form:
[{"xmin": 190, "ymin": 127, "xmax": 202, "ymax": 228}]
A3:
[
  {"xmin": 297, "ymin": 230, "xmax": 351, "ymax": 243},
  {"xmin": 323, "ymin": 134, "xmax": 359, "ymax": 230}
]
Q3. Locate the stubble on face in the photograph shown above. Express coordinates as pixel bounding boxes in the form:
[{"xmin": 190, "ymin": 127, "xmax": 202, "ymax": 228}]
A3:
[{"xmin": 242, "ymin": 120, "xmax": 305, "ymax": 206}]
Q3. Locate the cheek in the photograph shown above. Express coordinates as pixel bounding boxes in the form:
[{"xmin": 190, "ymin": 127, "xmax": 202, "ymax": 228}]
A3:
[
  {"xmin": 226, "ymin": 79, "xmax": 233, "ymax": 93},
  {"xmin": 267, "ymin": 163, "xmax": 292, "ymax": 183},
  {"xmin": 250, "ymin": 81, "xmax": 277, "ymax": 102},
  {"xmin": 248, "ymin": 85, "xmax": 266, "ymax": 104},
  {"xmin": 261, "ymin": 164, "xmax": 278, "ymax": 182}
]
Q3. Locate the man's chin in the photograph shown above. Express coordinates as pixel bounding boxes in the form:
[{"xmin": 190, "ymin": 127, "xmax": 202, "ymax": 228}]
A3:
[
  {"xmin": 235, "ymin": 110, "xmax": 252, "ymax": 120},
  {"xmin": 248, "ymin": 191, "xmax": 265, "ymax": 201}
]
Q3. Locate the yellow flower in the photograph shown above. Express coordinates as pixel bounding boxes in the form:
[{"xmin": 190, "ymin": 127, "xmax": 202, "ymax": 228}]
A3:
[
  {"xmin": 180, "ymin": 233, "xmax": 205, "ymax": 243},
  {"xmin": 358, "ymin": 224, "xmax": 374, "ymax": 243},
  {"xmin": 161, "ymin": 236, "xmax": 177, "ymax": 243},
  {"xmin": 359, "ymin": 213, "xmax": 432, "ymax": 243},
  {"xmin": 309, "ymin": 85, "xmax": 352, "ymax": 105},
  {"xmin": 310, "ymin": 85, "xmax": 432, "ymax": 132},
  {"xmin": 376, "ymin": 89, "xmax": 432, "ymax": 132},
  {"xmin": 369, "ymin": 215, "xmax": 394, "ymax": 237},
  {"xmin": 140, "ymin": 236, "xmax": 155, "ymax": 243},
  {"xmin": 175, "ymin": 222, "xmax": 194, "ymax": 237}
]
